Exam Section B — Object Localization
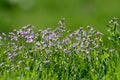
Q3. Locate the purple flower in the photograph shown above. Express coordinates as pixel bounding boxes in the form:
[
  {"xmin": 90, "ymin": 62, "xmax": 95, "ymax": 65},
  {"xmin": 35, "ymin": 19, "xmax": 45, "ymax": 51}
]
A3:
[
  {"xmin": 18, "ymin": 29, "xmax": 27, "ymax": 37},
  {"xmin": 25, "ymin": 33, "xmax": 35, "ymax": 43},
  {"xmin": 11, "ymin": 36, "xmax": 18, "ymax": 41},
  {"xmin": 76, "ymin": 37, "xmax": 81, "ymax": 41},
  {"xmin": 62, "ymin": 37, "xmax": 69, "ymax": 44},
  {"xmin": 63, "ymin": 49, "xmax": 69, "ymax": 54},
  {"xmin": 26, "ymin": 38, "xmax": 34, "ymax": 43},
  {"xmin": 36, "ymin": 42, "xmax": 41, "ymax": 47},
  {"xmin": 9, "ymin": 32, "xmax": 18, "ymax": 41}
]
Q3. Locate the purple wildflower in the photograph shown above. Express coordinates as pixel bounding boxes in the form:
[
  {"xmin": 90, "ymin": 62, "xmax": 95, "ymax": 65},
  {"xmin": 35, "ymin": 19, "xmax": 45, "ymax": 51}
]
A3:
[{"xmin": 63, "ymin": 49, "xmax": 69, "ymax": 54}]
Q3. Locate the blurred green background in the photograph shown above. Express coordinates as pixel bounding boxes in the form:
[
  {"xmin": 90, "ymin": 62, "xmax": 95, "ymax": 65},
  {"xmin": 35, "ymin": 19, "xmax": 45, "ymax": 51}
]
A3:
[{"xmin": 0, "ymin": 0, "xmax": 120, "ymax": 35}]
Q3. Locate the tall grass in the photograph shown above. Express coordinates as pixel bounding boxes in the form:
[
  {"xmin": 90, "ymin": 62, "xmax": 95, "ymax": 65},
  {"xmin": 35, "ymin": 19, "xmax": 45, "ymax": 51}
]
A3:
[{"xmin": 0, "ymin": 18, "xmax": 120, "ymax": 80}]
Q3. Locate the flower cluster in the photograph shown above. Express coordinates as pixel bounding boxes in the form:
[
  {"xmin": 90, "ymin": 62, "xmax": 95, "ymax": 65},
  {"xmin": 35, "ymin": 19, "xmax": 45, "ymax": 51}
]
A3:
[{"xmin": 0, "ymin": 18, "xmax": 118, "ymax": 79}]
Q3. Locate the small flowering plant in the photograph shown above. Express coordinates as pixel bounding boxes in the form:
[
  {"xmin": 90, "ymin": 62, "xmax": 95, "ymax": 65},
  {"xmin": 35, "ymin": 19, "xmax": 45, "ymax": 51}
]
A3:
[
  {"xmin": 0, "ymin": 18, "xmax": 120, "ymax": 79},
  {"xmin": 108, "ymin": 17, "xmax": 120, "ymax": 51}
]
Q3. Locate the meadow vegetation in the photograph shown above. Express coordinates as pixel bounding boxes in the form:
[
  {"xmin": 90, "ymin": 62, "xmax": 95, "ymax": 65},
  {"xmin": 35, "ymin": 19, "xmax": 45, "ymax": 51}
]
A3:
[{"xmin": 0, "ymin": 18, "xmax": 120, "ymax": 80}]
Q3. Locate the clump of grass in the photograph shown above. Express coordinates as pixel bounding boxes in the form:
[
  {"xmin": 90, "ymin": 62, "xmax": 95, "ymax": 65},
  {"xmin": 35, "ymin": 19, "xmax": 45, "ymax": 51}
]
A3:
[{"xmin": 0, "ymin": 18, "xmax": 120, "ymax": 80}]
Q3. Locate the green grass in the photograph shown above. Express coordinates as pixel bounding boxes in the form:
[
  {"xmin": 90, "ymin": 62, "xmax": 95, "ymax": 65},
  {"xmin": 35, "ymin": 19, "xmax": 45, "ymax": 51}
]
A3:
[{"xmin": 0, "ymin": 0, "xmax": 120, "ymax": 33}]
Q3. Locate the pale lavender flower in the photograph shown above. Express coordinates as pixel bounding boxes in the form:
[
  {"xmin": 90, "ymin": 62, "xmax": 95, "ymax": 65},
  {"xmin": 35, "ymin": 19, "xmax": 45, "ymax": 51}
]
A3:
[
  {"xmin": 13, "ymin": 52, "xmax": 17, "ymax": 57},
  {"xmin": 76, "ymin": 37, "xmax": 81, "ymax": 41},
  {"xmin": 8, "ymin": 55, "xmax": 13, "ymax": 61},
  {"xmin": 94, "ymin": 44, "xmax": 99, "ymax": 49},
  {"xmin": 62, "ymin": 37, "xmax": 69, "ymax": 44},
  {"xmin": 26, "ymin": 38, "xmax": 34, "ymax": 43},
  {"xmin": 70, "ymin": 43, "xmax": 78, "ymax": 48},
  {"xmin": 11, "ymin": 36, "xmax": 18, "ymax": 41},
  {"xmin": 48, "ymin": 42, "xmax": 55, "ymax": 47},
  {"xmin": 25, "ymin": 33, "xmax": 34, "ymax": 43},
  {"xmin": 69, "ymin": 33, "xmax": 74, "ymax": 37},
  {"xmin": 43, "ymin": 43, "xmax": 48, "ymax": 49},
  {"xmin": 63, "ymin": 49, "xmax": 69, "ymax": 54},
  {"xmin": 57, "ymin": 41, "xmax": 62, "ymax": 49},
  {"xmin": 36, "ymin": 42, "xmax": 41, "ymax": 47},
  {"xmin": 9, "ymin": 32, "xmax": 18, "ymax": 41},
  {"xmin": 18, "ymin": 29, "xmax": 27, "ymax": 37},
  {"xmin": 95, "ymin": 32, "xmax": 103, "ymax": 36}
]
